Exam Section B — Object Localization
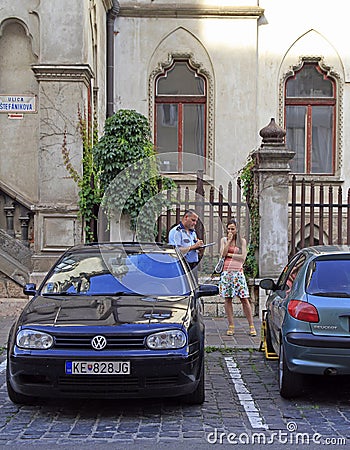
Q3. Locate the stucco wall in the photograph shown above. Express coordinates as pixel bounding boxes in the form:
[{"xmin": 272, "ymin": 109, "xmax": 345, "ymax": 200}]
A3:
[
  {"xmin": 1, "ymin": 0, "xmax": 350, "ymax": 283},
  {"xmin": 115, "ymin": 7, "xmax": 260, "ymax": 179},
  {"xmin": 0, "ymin": 0, "xmax": 111, "ymax": 275},
  {"xmin": 258, "ymin": 0, "xmax": 349, "ymax": 185},
  {"xmin": 0, "ymin": 20, "xmax": 39, "ymax": 202},
  {"xmin": 115, "ymin": 0, "xmax": 350, "ymax": 193}
]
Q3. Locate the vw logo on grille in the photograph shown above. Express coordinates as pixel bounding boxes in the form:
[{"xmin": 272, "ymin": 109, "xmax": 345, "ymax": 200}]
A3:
[{"xmin": 91, "ymin": 335, "xmax": 107, "ymax": 350}]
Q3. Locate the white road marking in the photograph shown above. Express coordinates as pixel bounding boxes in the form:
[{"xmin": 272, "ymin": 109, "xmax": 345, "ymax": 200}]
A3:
[
  {"xmin": 0, "ymin": 360, "xmax": 7, "ymax": 374},
  {"xmin": 225, "ymin": 356, "xmax": 268, "ymax": 429}
]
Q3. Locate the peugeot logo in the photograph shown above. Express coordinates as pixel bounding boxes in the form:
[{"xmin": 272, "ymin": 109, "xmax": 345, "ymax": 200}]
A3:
[{"xmin": 91, "ymin": 335, "xmax": 107, "ymax": 350}]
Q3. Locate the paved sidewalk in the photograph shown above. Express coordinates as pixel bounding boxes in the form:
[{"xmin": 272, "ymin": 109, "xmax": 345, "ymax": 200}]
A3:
[
  {"xmin": 0, "ymin": 298, "xmax": 28, "ymax": 349},
  {"xmin": 0, "ymin": 298, "xmax": 262, "ymax": 350},
  {"xmin": 204, "ymin": 316, "xmax": 261, "ymax": 349}
]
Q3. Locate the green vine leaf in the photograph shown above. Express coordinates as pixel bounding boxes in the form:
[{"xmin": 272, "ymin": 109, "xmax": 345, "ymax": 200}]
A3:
[
  {"xmin": 93, "ymin": 109, "xmax": 175, "ymax": 241},
  {"xmin": 239, "ymin": 155, "xmax": 259, "ymax": 279},
  {"xmin": 61, "ymin": 105, "xmax": 101, "ymax": 242},
  {"xmin": 62, "ymin": 108, "xmax": 175, "ymax": 243}
]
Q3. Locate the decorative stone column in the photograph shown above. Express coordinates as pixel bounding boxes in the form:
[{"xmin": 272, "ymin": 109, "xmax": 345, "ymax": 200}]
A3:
[
  {"xmin": 30, "ymin": 65, "xmax": 90, "ymax": 276},
  {"xmin": 19, "ymin": 215, "xmax": 31, "ymax": 247},
  {"xmin": 4, "ymin": 203, "xmax": 15, "ymax": 237},
  {"xmin": 252, "ymin": 118, "xmax": 295, "ymax": 289}
]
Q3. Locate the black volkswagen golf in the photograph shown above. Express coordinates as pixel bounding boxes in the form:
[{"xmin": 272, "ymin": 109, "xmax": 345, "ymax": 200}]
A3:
[{"xmin": 7, "ymin": 242, "xmax": 218, "ymax": 405}]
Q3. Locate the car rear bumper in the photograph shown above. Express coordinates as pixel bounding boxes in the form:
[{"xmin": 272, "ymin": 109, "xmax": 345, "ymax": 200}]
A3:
[
  {"xmin": 8, "ymin": 354, "xmax": 202, "ymax": 399},
  {"xmin": 287, "ymin": 332, "xmax": 350, "ymax": 348},
  {"xmin": 284, "ymin": 333, "xmax": 350, "ymax": 375}
]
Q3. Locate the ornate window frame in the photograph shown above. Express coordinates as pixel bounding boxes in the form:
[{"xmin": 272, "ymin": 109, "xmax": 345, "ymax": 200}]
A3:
[
  {"xmin": 279, "ymin": 56, "xmax": 343, "ymax": 180},
  {"xmin": 149, "ymin": 52, "xmax": 214, "ymax": 178}
]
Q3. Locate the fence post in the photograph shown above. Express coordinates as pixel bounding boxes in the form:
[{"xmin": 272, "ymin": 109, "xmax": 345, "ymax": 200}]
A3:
[
  {"xmin": 252, "ymin": 118, "xmax": 295, "ymax": 318},
  {"xmin": 196, "ymin": 170, "xmax": 205, "ymax": 240}
]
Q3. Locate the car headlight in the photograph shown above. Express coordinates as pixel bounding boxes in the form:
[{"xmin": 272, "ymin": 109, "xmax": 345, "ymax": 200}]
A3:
[
  {"xmin": 146, "ymin": 330, "xmax": 187, "ymax": 350},
  {"xmin": 16, "ymin": 329, "xmax": 54, "ymax": 349}
]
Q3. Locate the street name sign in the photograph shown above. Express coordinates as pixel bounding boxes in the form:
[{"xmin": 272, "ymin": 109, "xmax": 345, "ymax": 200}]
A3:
[{"xmin": 0, "ymin": 95, "xmax": 37, "ymax": 113}]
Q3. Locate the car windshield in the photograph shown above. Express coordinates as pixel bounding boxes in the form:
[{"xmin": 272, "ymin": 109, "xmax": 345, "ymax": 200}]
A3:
[
  {"xmin": 41, "ymin": 250, "xmax": 190, "ymax": 296},
  {"xmin": 306, "ymin": 257, "xmax": 350, "ymax": 297}
]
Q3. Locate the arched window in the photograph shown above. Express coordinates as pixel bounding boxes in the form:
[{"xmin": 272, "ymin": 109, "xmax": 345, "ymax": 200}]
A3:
[
  {"xmin": 285, "ymin": 62, "xmax": 336, "ymax": 174},
  {"xmin": 155, "ymin": 60, "xmax": 207, "ymax": 173}
]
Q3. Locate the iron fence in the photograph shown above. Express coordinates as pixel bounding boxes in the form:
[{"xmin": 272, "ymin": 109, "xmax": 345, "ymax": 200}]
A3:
[
  {"xmin": 156, "ymin": 171, "xmax": 250, "ymax": 273},
  {"xmin": 289, "ymin": 175, "xmax": 350, "ymax": 256}
]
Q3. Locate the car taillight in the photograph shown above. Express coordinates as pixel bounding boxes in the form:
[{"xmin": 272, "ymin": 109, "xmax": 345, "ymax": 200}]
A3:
[{"xmin": 288, "ymin": 300, "xmax": 319, "ymax": 323}]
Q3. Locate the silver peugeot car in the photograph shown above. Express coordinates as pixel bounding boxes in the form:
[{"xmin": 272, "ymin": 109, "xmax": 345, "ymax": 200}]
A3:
[{"xmin": 260, "ymin": 245, "xmax": 350, "ymax": 398}]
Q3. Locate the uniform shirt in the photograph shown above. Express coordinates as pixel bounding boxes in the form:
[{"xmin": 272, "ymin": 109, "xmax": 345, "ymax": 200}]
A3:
[
  {"xmin": 168, "ymin": 226, "xmax": 177, "ymax": 245},
  {"xmin": 172, "ymin": 222, "xmax": 199, "ymax": 263}
]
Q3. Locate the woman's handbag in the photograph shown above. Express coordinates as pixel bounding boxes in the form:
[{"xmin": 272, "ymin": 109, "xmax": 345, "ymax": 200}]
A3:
[{"xmin": 214, "ymin": 257, "xmax": 225, "ymax": 274}]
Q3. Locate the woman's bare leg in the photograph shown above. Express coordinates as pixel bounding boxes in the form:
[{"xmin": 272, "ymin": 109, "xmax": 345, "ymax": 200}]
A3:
[
  {"xmin": 240, "ymin": 298, "xmax": 256, "ymax": 335},
  {"xmin": 240, "ymin": 297, "xmax": 255, "ymax": 328},
  {"xmin": 224, "ymin": 297, "xmax": 234, "ymax": 327}
]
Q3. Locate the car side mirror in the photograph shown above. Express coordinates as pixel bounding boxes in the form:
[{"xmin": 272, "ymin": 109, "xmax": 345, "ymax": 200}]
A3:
[
  {"xmin": 259, "ymin": 278, "xmax": 277, "ymax": 291},
  {"xmin": 23, "ymin": 283, "xmax": 37, "ymax": 296},
  {"xmin": 196, "ymin": 284, "xmax": 219, "ymax": 297}
]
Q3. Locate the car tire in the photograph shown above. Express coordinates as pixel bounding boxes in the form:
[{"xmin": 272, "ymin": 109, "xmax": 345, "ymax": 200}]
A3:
[
  {"xmin": 6, "ymin": 365, "xmax": 35, "ymax": 405},
  {"xmin": 278, "ymin": 342, "xmax": 303, "ymax": 399},
  {"xmin": 265, "ymin": 317, "xmax": 275, "ymax": 354},
  {"xmin": 182, "ymin": 358, "xmax": 205, "ymax": 405}
]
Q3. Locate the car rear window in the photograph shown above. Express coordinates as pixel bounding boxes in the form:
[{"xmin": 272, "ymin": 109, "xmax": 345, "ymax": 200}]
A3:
[
  {"xmin": 306, "ymin": 257, "xmax": 350, "ymax": 297},
  {"xmin": 41, "ymin": 251, "xmax": 190, "ymax": 297}
]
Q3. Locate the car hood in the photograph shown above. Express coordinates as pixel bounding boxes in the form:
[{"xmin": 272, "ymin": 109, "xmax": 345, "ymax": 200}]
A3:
[{"xmin": 17, "ymin": 295, "xmax": 191, "ymax": 327}]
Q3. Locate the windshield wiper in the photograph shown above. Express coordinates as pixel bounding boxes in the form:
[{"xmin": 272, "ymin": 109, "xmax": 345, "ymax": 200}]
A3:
[
  {"xmin": 43, "ymin": 291, "xmax": 136, "ymax": 296},
  {"xmin": 95, "ymin": 291, "xmax": 136, "ymax": 296}
]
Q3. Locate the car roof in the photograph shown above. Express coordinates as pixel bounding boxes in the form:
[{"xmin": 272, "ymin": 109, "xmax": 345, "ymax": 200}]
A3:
[
  {"xmin": 63, "ymin": 242, "xmax": 177, "ymax": 255},
  {"xmin": 301, "ymin": 245, "xmax": 350, "ymax": 257}
]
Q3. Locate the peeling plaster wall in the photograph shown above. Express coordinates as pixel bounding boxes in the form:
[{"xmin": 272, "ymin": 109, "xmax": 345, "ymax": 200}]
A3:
[{"xmin": 0, "ymin": 0, "xmax": 110, "ymax": 275}]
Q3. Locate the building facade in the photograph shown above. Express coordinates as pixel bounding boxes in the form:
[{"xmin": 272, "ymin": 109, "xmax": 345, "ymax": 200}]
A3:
[
  {"xmin": 114, "ymin": 0, "xmax": 350, "ymax": 186},
  {"xmin": 0, "ymin": 0, "xmax": 114, "ymax": 293},
  {"xmin": 1, "ymin": 0, "xmax": 350, "ymax": 292},
  {"xmin": 113, "ymin": 0, "xmax": 350, "ymax": 274}
]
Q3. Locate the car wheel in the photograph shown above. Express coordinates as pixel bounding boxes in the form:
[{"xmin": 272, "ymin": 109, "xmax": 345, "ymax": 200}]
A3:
[
  {"xmin": 182, "ymin": 358, "xmax": 205, "ymax": 405},
  {"xmin": 278, "ymin": 342, "xmax": 303, "ymax": 399},
  {"xmin": 6, "ymin": 365, "xmax": 35, "ymax": 405}
]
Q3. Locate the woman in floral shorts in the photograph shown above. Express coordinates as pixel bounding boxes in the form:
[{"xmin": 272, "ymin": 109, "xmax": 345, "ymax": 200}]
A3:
[{"xmin": 218, "ymin": 219, "xmax": 256, "ymax": 336}]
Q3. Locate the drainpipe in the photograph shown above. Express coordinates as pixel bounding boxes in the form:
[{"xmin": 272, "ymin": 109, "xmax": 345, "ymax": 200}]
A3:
[{"xmin": 107, "ymin": 0, "xmax": 120, "ymax": 118}]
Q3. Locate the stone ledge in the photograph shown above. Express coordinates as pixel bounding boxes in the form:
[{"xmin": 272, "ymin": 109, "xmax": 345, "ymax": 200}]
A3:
[
  {"xmin": 0, "ymin": 298, "xmax": 29, "ymax": 317},
  {"xmin": 201, "ymin": 276, "xmax": 259, "ymax": 317},
  {"xmin": 203, "ymin": 295, "xmax": 245, "ymax": 318},
  {"xmin": 0, "ymin": 275, "xmax": 28, "ymax": 298}
]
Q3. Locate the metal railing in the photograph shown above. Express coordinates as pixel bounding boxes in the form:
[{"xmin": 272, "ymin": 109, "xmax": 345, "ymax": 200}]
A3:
[
  {"xmin": 289, "ymin": 175, "xmax": 350, "ymax": 256},
  {"xmin": 0, "ymin": 182, "xmax": 33, "ymax": 247}
]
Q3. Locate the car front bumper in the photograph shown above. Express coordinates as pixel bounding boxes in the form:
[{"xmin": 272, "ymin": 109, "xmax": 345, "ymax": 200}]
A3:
[
  {"xmin": 284, "ymin": 332, "xmax": 350, "ymax": 375},
  {"xmin": 8, "ymin": 352, "xmax": 203, "ymax": 399}
]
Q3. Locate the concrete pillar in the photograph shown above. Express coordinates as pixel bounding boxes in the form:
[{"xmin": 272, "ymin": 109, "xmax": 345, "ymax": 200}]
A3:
[{"xmin": 252, "ymin": 119, "xmax": 295, "ymax": 318}]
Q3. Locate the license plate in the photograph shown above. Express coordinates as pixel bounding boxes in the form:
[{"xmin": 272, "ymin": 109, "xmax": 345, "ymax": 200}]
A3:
[{"xmin": 65, "ymin": 361, "xmax": 130, "ymax": 375}]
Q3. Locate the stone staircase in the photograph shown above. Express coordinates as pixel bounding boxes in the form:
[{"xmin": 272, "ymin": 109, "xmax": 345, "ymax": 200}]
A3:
[
  {"xmin": 0, "ymin": 229, "xmax": 32, "ymax": 298},
  {"xmin": 0, "ymin": 183, "xmax": 34, "ymax": 297}
]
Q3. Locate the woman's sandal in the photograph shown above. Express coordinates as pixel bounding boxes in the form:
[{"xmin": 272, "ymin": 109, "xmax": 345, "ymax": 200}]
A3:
[
  {"xmin": 226, "ymin": 325, "xmax": 235, "ymax": 336},
  {"xmin": 249, "ymin": 325, "xmax": 257, "ymax": 336}
]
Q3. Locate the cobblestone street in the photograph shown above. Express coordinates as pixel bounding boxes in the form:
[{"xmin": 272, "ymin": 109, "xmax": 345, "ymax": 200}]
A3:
[{"xmin": 0, "ymin": 312, "xmax": 349, "ymax": 448}]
